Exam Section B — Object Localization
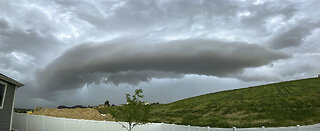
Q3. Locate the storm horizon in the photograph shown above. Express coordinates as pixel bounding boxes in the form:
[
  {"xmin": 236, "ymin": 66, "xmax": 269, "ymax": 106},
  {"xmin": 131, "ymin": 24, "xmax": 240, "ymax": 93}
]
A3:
[{"xmin": 0, "ymin": 0, "xmax": 319, "ymax": 109}]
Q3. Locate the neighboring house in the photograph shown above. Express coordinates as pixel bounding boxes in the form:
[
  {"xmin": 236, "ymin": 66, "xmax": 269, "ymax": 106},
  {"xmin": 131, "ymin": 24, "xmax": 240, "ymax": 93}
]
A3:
[{"xmin": 0, "ymin": 73, "xmax": 24, "ymax": 131}]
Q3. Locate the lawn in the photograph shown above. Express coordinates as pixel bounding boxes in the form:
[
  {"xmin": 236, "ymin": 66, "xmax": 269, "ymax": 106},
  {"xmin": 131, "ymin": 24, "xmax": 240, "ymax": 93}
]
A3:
[{"xmin": 97, "ymin": 77, "xmax": 320, "ymax": 128}]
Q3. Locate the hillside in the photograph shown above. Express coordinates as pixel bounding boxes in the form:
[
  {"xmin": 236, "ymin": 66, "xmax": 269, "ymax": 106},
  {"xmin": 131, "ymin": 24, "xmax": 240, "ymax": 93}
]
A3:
[{"xmin": 98, "ymin": 77, "xmax": 320, "ymax": 128}]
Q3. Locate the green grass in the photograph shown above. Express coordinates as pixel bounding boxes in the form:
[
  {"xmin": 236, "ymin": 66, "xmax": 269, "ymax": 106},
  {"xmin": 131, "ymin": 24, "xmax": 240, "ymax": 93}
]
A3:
[{"xmin": 97, "ymin": 77, "xmax": 320, "ymax": 128}]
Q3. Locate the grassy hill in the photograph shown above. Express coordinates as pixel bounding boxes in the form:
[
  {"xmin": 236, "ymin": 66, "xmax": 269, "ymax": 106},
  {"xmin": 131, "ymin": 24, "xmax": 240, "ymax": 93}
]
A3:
[{"xmin": 97, "ymin": 77, "xmax": 320, "ymax": 128}]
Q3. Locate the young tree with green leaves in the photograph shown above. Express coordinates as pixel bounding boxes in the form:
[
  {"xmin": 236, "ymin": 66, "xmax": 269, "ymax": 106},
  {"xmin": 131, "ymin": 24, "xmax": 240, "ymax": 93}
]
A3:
[{"xmin": 110, "ymin": 89, "xmax": 150, "ymax": 131}]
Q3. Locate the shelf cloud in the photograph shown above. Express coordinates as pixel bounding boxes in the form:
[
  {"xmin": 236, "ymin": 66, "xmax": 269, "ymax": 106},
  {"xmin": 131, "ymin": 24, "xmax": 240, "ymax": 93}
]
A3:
[{"xmin": 34, "ymin": 39, "xmax": 288, "ymax": 93}]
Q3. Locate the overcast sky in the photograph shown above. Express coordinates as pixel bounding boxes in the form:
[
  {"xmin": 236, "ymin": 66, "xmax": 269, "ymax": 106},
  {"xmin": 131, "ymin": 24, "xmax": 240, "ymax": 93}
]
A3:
[{"xmin": 1, "ymin": 0, "xmax": 319, "ymax": 109}]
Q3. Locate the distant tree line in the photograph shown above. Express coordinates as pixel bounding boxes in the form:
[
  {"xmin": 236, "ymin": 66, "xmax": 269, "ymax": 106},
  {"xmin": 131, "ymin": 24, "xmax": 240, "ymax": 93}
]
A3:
[{"xmin": 57, "ymin": 105, "xmax": 87, "ymax": 109}]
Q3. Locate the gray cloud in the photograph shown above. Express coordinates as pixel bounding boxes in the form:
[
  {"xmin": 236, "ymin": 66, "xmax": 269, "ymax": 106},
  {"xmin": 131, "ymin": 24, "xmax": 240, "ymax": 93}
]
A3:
[
  {"xmin": 50, "ymin": 0, "xmax": 246, "ymax": 38},
  {"xmin": 0, "ymin": 17, "xmax": 64, "ymax": 80},
  {"xmin": 49, "ymin": 0, "xmax": 301, "ymax": 41},
  {"xmin": 235, "ymin": 53, "xmax": 320, "ymax": 83},
  {"xmin": 34, "ymin": 38, "xmax": 288, "ymax": 94},
  {"xmin": 0, "ymin": 0, "xmax": 319, "ymax": 108},
  {"xmin": 0, "ymin": 26, "xmax": 62, "ymax": 58},
  {"xmin": 0, "ymin": 18, "xmax": 9, "ymax": 29},
  {"xmin": 105, "ymin": 70, "xmax": 184, "ymax": 85},
  {"xmin": 268, "ymin": 21, "xmax": 320, "ymax": 49},
  {"xmin": 239, "ymin": 0, "xmax": 297, "ymax": 31}
]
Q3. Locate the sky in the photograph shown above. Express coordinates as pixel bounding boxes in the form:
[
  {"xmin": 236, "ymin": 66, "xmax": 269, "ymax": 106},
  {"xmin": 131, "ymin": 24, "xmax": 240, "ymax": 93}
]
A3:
[{"xmin": 0, "ymin": 0, "xmax": 319, "ymax": 109}]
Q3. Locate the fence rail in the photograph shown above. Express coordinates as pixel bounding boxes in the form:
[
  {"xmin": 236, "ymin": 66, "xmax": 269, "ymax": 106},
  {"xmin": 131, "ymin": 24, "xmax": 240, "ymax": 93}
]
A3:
[{"xmin": 12, "ymin": 113, "xmax": 320, "ymax": 131}]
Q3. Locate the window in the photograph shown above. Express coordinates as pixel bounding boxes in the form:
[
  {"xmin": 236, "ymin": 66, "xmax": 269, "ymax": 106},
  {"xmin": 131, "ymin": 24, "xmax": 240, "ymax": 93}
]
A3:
[{"xmin": 0, "ymin": 80, "xmax": 7, "ymax": 109}]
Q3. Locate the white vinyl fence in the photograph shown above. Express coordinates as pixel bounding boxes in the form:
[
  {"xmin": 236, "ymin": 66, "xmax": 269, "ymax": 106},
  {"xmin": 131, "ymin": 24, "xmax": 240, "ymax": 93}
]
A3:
[{"xmin": 12, "ymin": 113, "xmax": 320, "ymax": 131}]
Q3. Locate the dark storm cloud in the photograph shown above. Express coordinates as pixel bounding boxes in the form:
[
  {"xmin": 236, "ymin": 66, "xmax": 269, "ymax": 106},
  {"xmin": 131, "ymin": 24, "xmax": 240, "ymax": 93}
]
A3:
[
  {"xmin": 1, "ymin": 0, "xmax": 319, "ymax": 108},
  {"xmin": 105, "ymin": 70, "xmax": 184, "ymax": 85},
  {"xmin": 268, "ymin": 21, "xmax": 320, "ymax": 49},
  {"xmin": 34, "ymin": 39, "xmax": 288, "ymax": 93}
]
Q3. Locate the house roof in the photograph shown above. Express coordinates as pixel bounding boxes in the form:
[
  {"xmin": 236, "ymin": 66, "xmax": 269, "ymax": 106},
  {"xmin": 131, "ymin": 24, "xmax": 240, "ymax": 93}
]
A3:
[{"xmin": 0, "ymin": 73, "xmax": 24, "ymax": 87}]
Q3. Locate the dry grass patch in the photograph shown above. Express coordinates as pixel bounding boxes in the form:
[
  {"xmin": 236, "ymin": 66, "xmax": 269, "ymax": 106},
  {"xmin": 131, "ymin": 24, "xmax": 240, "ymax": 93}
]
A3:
[{"xmin": 32, "ymin": 108, "xmax": 115, "ymax": 121}]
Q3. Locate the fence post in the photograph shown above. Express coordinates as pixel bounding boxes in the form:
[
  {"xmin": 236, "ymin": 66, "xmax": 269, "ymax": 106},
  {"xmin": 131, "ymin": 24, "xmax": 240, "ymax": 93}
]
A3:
[
  {"xmin": 63, "ymin": 118, "xmax": 66, "ymax": 131},
  {"xmin": 161, "ymin": 122, "xmax": 164, "ymax": 131},
  {"xmin": 25, "ymin": 114, "xmax": 28, "ymax": 131},
  {"xmin": 261, "ymin": 126, "xmax": 265, "ymax": 131},
  {"xmin": 147, "ymin": 123, "xmax": 149, "ymax": 131},
  {"xmin": 233, "ymin": 126, "xmax": 237, "ymax": 131},
  {"xmin": 42, "ymin": 116, "xmax": 44, "ymax": 131},
  {"xmin": 188, "ymin": 125, "xmax": 190, "ymax": 131},
  {"xmin": 297, "ymin": 125, "xmax": 301, "ymax": 131},
  {"xmin": 172, "ymin": 124, "xmax": 175, "ymax": 131}
]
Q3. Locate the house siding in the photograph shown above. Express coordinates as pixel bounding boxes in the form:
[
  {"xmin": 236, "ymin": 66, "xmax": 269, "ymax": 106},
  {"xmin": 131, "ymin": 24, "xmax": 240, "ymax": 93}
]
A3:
[{"xmin": 0, "ymin": 82, "xmax": 15, "ymax": 131}]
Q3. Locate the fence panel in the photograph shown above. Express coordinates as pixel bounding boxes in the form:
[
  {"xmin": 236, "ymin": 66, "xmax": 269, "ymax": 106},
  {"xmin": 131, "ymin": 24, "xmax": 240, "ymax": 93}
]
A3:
[
  {"xmin": 64, "ymin": 118, "xmax": 86, "ymax": 131},
  {"xmin": 190, "ymin": 126, "xmax": 208, "ymax": 131},
  {"xmin": 162, "ymin": 124, "xmax": 174, "ymax": 131},
  {"xmin": 264, "ymin": 126, "xmax": 297, "ymax": 131},
  {"xmin": 132, "ymin": 123, "xmax": 147, "ymax": 131},
  {"xmin": 105, "ymin": 121, "xmax": 123, "ymax": 131},
  {"xmin": 43, "ymin": 116, "xmax": 64, "ymax": 131},
  {"xmin": 208, "ymin": 128, "xmax": 233, "ymax": 131},
  {"xmin": 27, "ymin": 115, "xmax": 43, "ymax": 131},
  {"xmin": 82, "ymin": 120, "xmax": 105, "ymax": 131},
  {"xmin": 146, "ymin": 123, "xmax": 162, "ymax": 131},
  {"xmin": 301, "ymin": 124, "xmax": 320, "ymax": 131},
  {"xmin": 237, "ymin": 128, "xmax": 263, "ymax": 131},
  {"xmin": 174, "ymin": 124, "xmax": 188, "ymax": 131},
  {"xmin": 12, "ymin": 113, "xmax": 320, "ymax": 131},
  {"xmin": 12, "ymin": 113, "xmax": 26, "ymax": 131}
]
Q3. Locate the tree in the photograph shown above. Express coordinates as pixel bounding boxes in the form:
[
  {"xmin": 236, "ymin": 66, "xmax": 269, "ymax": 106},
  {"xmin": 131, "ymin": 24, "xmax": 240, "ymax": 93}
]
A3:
[
  {"xmin": 110, "ymin": 89, "xmax": 150, "ymax": 131},
  {"xmin": 104, "ymin": 100, "xmax": 110, "ymax": 106}
]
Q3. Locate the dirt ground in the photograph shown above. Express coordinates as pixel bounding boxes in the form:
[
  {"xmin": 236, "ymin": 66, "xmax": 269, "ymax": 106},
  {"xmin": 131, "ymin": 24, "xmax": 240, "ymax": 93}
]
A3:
[{"xmin": 32, "ymin": 108, "xmax": 115, "ymax": 121}]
